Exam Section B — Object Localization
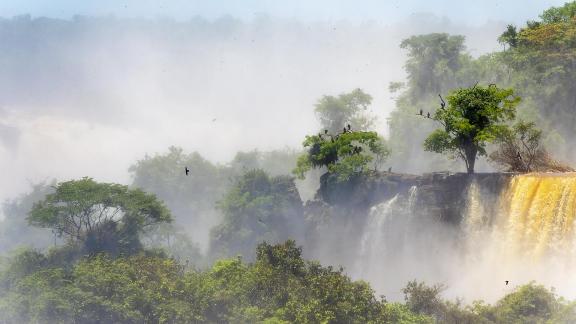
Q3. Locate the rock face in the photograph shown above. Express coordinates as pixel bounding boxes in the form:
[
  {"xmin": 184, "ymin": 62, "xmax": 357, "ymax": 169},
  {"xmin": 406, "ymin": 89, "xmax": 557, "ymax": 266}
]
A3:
[
  {"xmin": 303, "ymin": 171, "xmax": 515, "ymax": 270},
  {"xmin": 317, "ymin": 171, "xmax": 514, "ymax": 224}
]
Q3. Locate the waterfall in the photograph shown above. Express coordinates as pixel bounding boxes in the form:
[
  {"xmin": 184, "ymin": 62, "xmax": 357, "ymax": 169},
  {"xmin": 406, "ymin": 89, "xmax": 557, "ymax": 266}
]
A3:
[
  {"xmin": 356, "ymin": 194, "xmax": 400, "ymax": 277},
  {"xmin": 454, "ymin": 173, "xmax": 576, "ymax": 301},
  {"xmin": 501, "ymin": 173, "xmax": 576, "ymax": 260},
  {"xmin": 351, "ymin": 173, "xmax": 576, "ymax": 302}
]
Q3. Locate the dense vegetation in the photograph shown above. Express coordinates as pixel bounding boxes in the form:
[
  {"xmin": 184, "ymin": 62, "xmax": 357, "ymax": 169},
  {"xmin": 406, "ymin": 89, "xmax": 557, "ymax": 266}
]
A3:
[
  {"xmin": 2, "ymin": 240, "xmax": 576, "ymax": 323},
  {"xmin": 1, "ymin": 2, "xmax": 576, "ymax": 323},
  {"xmin": 388, "ymin": 1, "xmax": 576, "ymax": 171}
]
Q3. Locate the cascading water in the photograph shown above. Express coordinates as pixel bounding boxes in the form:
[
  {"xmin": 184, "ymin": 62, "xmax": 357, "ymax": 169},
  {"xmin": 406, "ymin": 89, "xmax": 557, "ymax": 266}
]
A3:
[
  {"xmin": 353, "ymin": 173, "xmax": 576, "ymax": 302},
  {"xmin": 502, "ymin": 174, "xmax": 576, "ymax": 260},
  {"xmin": 356, "ymin": 195, "xmax": 400, "ymax": 278},
  {"xmin": 455, "ymin": 173, "xmax": 576, "ymax": 301}
]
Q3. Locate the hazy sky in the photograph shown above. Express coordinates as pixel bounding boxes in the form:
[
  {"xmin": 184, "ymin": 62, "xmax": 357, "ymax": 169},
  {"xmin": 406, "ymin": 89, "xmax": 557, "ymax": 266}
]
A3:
[{"xmin": 0, "ymin": 0, "xmax": 569, "ymax": 25}]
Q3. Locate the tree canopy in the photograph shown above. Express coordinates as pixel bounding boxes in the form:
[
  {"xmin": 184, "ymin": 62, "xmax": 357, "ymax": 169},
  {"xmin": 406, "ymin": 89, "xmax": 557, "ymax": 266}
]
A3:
[
  {"xmin": 28, "ymin": 177, "xmax": 172, "ymax": 256},
  {"xmin": 210, "ymin": 170, "xmax": 304, "ymax": 260},
  {"xmin": 294, "ymin": 130, "xmax": 390, "ymax": 181},
  {"xmin": 423, "ymin": 85, "xmax": 520, "ymax": 173}
]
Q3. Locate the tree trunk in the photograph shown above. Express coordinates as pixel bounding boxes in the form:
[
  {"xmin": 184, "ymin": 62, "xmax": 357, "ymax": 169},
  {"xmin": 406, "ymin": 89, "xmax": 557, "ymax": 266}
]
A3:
[{"xmin": 465, "ymin": 147, "xmax": 478, "ymax": 174}]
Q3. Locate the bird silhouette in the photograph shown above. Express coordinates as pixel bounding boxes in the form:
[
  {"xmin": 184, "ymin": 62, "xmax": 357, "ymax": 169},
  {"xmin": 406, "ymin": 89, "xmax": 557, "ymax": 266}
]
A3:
[
  {"xmin": 324, "ymin": 129, "xmax": 328, "ymax": 134},
  {"xmin": 212, "ymin": 118, "xmax": 217, "ymax": 122},
  {"xmin": 439, "ymin": 94, "xmax": 446, "ymax": 109},
  {"xmin": 427, "ymin": 112, "xmax": 430, "ymax": 118},
  {"xmin": 185, "ymin": 167, "xmax": 189, "ymax": 176},
  {"xmin": 343, "ymin": 127, "xmax": 347, "ymax": 133},
  {"xmin": 505, "ymin": 280, "xmax": 509, "ymax": 285},
  {"xmin": 347, "ymin": 124, "xmax": 351, "ymax": 131},
  {"xmin": 419, "ymin": 109, "xmax": 423, "ymax": 116}
]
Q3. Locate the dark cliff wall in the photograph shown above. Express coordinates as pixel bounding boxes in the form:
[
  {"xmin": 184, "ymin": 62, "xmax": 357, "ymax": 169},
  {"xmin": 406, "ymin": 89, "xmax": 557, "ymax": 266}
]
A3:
[
  {"xmin": 316, "ymin": 171, "xmax": 513, "ymax": 224},
  {"xmin": 303, "ymin": 171, "xmax": 514, "ymax": 267}
]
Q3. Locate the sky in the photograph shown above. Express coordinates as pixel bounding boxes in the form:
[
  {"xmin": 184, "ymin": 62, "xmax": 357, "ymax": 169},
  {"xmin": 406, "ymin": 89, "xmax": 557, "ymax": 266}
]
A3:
[{"xmin": 0, "ymin": 0, "xmax": 569, "ymax": 25}]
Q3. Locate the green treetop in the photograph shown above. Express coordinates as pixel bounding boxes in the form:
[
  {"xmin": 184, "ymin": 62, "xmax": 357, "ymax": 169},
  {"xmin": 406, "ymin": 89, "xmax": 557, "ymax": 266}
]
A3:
[
  {"xmin": 294, "ymin": 130, "xmax": 389, "ymax": 181},
  {"xmin": 423, "ymin": 85, "xmax": 520, "ymax": 174},
  {"xmin": 28, "ymin": 177, "xmax": 172, "ymax": 256}
]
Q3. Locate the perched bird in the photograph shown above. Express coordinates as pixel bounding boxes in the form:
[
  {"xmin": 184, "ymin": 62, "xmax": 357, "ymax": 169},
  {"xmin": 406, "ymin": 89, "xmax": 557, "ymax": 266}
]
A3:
[
  {"xmin": 347, "ymin": 124, "xmax": 351, "ymax": 131},
  {"xmin": 439, "ymin": 94, "xmax": 446, "ymax": 109},
  {"xmin": 324, "ymin": 129, "xmax": 328, "ymax": 134},
  {"xmin": 419, "ymin": 109, "xmax": 423, "ymax": 116},
  {"xmin": 505, "ymin": 280, "xmax": 509, "ymax": 285},
  {"xmin": 185, "ymin": 167, "xmax": 189, "ymax": 176},
  {"xmin": 343, "ymin": 127, "xmax": 347, "ymax": 133},
  {"xmin": 427, "ymin": 112, "xmax": 431, "ymax": 118}
]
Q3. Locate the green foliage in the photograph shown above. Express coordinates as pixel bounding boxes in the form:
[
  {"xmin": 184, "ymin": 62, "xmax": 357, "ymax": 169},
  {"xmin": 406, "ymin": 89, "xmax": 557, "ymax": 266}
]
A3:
[
  {"xmin": 129, "ymin": 146, "xmax": 226, "ymax": 243},
  {"xmin": 496, "ymin": 1, "xmax": 576, "ymax": 160},
  {"xmin": 0, "ymin": 241, "xmax": 432, "ymax": 324},
  {"xmin": 387, "ymin": 33, "xmax": 508, "ymax": 173},
  {"xmin": 128, "ymin": 146, "xmax": 302, "ymax": 260},
  {"xmin": 3, "ymin": 243, "xmax": 576, "ymax": 324},
  {"xmin": 400, "ymin": 33, "xmax": 466, "ymax": 97},
  {"xmin": 28, "ymin": 177, "xmax": 172, "ymax": 256},
  {"xmin": 314, "ymin": 88, "xmax": 375, "ymax": 134},
  {"xmin": 210, "ymin": 170, "xmax": 304, "ymax": 260},
  {"xmin": 294, "ymin": 130, "xmax": 390, "ymax": 181},
  {"xmin": 423, "ymin": 85, "xmax": 520, "ymax": 173},
  {"xmin": 403, "ymin": 280, "xmax": 446, "ymax": 316},
  {"xmin": 491, "ymin": 283, "xmax": 560, "ymax": 323}
]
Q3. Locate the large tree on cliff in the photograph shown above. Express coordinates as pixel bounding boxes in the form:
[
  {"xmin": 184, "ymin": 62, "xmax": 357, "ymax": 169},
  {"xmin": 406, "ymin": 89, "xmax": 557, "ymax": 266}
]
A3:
[
  {"xmin": 423, "ymin": 84, "xmax": 520, "ymax": 174},
  {"xmin": 28, "ymin": 177, "xmax": 172, "ymax": 255}
]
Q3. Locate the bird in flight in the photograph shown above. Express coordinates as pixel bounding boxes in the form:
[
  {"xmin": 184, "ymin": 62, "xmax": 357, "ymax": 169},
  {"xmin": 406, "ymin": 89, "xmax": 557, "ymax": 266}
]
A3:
[
  {"xmin": 185, "ymin": 167, "xmax": 189, "ymax": 176},
  {"xmin": 212, "ymin": 118, "xmax": 217, "ymax": 122},
  {"xmin": 505, "ymin": 280, "xmax": 509, "ymax": 285}
]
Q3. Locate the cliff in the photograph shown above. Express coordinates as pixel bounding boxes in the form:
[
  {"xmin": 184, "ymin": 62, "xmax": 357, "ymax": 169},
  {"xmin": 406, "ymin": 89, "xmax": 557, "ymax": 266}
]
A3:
[{"xmin": 317, "ymin": 171, "xmax": 514, "ymax": 224}]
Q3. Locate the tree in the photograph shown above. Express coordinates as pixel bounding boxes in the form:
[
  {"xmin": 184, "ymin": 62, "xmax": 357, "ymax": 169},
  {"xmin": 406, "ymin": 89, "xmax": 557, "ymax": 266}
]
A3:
[
  {"xmin": 129, "ymin": 146, "xmax": 227, "ymax": 253},
  {"xmin": 498, "ymin": 25, "xmax": 518, "ymax": 48},
  {"xmin": 314, "ymin": 88, "xmax": 375, "ymax": 133},
  {"xmin": 497, "ymin": 2, "xmax": 576, "ymax": 160},
  {"xmin": 423, "ymin": 85, "xmax": 520, "ymax": 173},
  {"xmin": 489, "ymin": 121, "xmax": 574, "ymax": 172},
  {"xmin": 386, "ymin": 33, "xmax": 508, "ymax": 173},
  {"xmin": 28, "ymin": 177, "xmax": 172, "ymax": 256},
  {"xmin": 209, "ymin": 170, "xmax": 304, "ymax": 260},
  {"xmin": 293, "ymin": 130, "xmax": 390, "ymax": 181}
]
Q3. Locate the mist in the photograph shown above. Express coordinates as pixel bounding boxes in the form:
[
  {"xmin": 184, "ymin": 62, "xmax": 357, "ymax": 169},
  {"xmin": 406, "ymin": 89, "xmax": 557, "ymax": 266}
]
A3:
[{"xmin": 0, "ymin": 13, "xmax": 506, "ymax": 209}]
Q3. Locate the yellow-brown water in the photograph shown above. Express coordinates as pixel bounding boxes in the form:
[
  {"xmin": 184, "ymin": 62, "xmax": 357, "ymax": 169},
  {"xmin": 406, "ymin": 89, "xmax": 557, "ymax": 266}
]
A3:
[
  {"xmin": 501, "ymin": 173, "xmax": 576, "ymax": 261},
  {"xmin": 455, "ymin": 173, "xmax": 576, "ymax": 301}
]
